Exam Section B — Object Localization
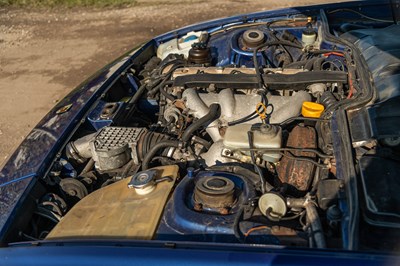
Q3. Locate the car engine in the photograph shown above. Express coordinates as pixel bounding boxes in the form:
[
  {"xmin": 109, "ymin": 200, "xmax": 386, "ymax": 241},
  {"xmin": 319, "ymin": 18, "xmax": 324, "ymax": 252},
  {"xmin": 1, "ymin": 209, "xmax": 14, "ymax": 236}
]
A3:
[{"xmin": 11, "ymin": 10, "xmax": 399, "ymax": 252}]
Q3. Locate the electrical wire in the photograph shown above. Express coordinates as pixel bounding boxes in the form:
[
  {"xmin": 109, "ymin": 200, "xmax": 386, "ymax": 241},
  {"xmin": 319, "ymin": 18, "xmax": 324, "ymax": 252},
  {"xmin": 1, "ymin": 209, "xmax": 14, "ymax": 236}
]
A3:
[
  {"xmin": 279, "ymin": 151, "xmax": 329, "ymax": 168},
  {"xmin": 34, "ymin": 211, "xmax": 60, "ymax": 224},
  {"xmin": 279, "ymin": 211, "xmax": 305, "ymax": 221},
  {"xmin": 147, "ymin": 70, "xmax": 177, "ymax": 96},
  {"xmin": 248, "ymin": 131, "xmax": 267, "ymax": 193},
  {"xmin": 307, "ymin": 50, "xmax": 344, "ymax": 55},
  {"xmin": 300, "ymin": 211, "xmax": 308, "ymax": 228},
  {"xmin": 347, "ymin": 70, "xmax": 355, "ymax": 99},
  {"xmin": 227, "ymin": 111, "xmax": 258, "ymax": 126},
  {"xmin": 244, "ymin": 225, "xmax": 270, "ymax": 237},
  {"xmin": 266, "ymin": 17, "xmax": 311, "ymax": 30},
  {"xmin": 227, "ymin": 92, "xmax": 270, "ymax": 126},
  {"xmin": 209, "ymin": 17, "xmax": 310, "ymax": 36},
  {"xmin": 321, "ymin": 60, "xmax": 343, "ymax": 71},
  {"xmin": 323, "ymin": 51, "xmax": 345, "ymax": 57},
  {"xmin": 276, "ymin": 116, "xmax": 329, "ymax": 126},
  {"xmin": 159, "ymin": 59, "xmax": 186, "ymax": 74},
  {"xmin": 327, "ymin": 8, "xmax": 393, "ymax": 23},
  {"xmin": 160, "ymin": 84, "xmax": 176, "ymax": 102},
  {"xmin": 269, "ymin": 30, "xmax": 294, "ymax": 64},
  {"xmin": 253, "ymin": 41, "xmax": 303, "ymax": 90},
  {"xmin": 20, "ymin": 232, "xmax": 39, "ymax": 241}
]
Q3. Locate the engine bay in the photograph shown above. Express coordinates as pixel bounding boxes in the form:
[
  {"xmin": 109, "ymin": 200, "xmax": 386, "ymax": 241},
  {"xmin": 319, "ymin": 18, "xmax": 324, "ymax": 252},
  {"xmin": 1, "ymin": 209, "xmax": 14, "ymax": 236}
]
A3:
[{"xmin": 7, "ymin": 8, "xmax": 400, "ymax": 252}]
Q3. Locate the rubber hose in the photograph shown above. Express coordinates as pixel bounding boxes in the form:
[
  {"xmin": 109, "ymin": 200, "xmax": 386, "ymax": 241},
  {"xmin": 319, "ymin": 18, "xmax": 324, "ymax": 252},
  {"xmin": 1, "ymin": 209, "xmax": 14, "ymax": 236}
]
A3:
[
  {"xmin": 181, "ymin": 103, "xmax": 220, "ymax": 143},
  {"xmin": 233, "ymin": 207, "xmax": 245, "ymax": 243},
  {"xmin": 227, "ymin": 111, "xmax": 257, "ymax": 126},
  {"xmin": 305, "ymin": 202, "xmax": 327, "ymax": 248},
  {"xmin": 123, "ymin": 83, "xmax": 148, "ymax": 120},
  {"xmin": 304, "ymin": 57, "xmax": 318, "ymax": 71},
  {"xmin": 320, "ymin": 91, "xmax": 337, "ymax": 110},
  {"xmin": 313, "ymin": 57, "xmax": 326, "ymax": 71},
  {"xmin": 128, "ymin": 83, "xmax": 147, "ymax": 106},
  {"xmin": 141, "ymin": 140, "xmax": 181, "ymax": 170},
  {"xmin": 160, "ymin": 85, "xmax": 176, "ymax": 101},
  {"xmin": 192, "ymin": 136, "xmax": 212, "ymax": 150},
  {"xmin": 265, "ymin": 207, "xmax": 282, "ymax": 222}
]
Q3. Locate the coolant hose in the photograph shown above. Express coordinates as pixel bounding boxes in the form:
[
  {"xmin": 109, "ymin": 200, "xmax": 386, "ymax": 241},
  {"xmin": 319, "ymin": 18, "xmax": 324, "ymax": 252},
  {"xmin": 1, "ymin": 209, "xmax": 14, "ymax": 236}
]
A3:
[
  {"xmin": 305, "ymin": 202, "xmax": 327, "ymax": 248},
  {"xmin": 141, "ymin": 140, "xmax": 181, "ymax": 170},
  {"xmin": 181, "ymin": 103, "xmax": 220, "ymax": 143}
]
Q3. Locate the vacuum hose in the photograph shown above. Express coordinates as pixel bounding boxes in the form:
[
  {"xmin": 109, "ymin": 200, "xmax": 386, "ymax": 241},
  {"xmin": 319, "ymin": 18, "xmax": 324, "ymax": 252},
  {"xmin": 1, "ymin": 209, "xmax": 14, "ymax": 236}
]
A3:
[{"xmin": 181, "ymin": 103, "xmax": 220, "ymax": 143}]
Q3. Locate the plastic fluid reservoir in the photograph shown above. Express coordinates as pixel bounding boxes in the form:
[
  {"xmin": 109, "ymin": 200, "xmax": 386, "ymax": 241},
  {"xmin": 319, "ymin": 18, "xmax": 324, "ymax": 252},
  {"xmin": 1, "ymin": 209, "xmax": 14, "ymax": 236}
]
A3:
[
  {"xmin": 157, "ymin": 31, "xmax": 206, "ymax": 60},
  {"xmin": 302, "ymin": 23, "xmax": 317, "ymax": 46},
  {"xmin": 223, "ymin": 124, "xmax": 282, "ymax": 163}
]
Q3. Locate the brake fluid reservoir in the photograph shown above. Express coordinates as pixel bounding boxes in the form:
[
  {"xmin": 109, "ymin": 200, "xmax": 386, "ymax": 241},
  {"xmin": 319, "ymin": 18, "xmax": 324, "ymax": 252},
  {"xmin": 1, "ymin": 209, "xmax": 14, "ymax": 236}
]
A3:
[
  {"xmin": 157, "ymin": 31, "xmax": 206, "ymax": 60},
  {"xmin": 223, "ymin": 124, "xmax": 282, "ymax": 163},
  {"xmin": 302, "ymin": 23, "xmax": 317, "ymax": 46}
]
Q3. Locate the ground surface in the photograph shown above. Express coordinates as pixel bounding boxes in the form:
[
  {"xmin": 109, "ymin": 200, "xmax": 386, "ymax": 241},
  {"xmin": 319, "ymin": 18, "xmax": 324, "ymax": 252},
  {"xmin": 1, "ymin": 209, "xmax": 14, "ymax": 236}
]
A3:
[{"xmin": 0, "ymin": 0, "xmax": 340, "ymax": 167}]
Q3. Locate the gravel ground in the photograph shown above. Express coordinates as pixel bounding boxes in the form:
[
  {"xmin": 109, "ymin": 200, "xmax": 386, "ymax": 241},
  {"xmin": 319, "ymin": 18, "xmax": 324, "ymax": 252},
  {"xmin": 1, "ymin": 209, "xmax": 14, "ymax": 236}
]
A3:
[{"xmin": 0, "ymin": 0, "xmax": 341, "ymax": 167}]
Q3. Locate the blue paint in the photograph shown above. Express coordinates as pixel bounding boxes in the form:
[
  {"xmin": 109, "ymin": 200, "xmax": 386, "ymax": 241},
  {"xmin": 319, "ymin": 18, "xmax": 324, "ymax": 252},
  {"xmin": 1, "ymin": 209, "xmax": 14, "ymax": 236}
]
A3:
[
  {"xmin": 157, "ymin": 170, "xmax": 258, "ymax": 242},
  {"xmin": 137, "ymin": 99, "xmax": 159, "ymax": 119},
  {"xmin": 187, "ymin": 167, "xmax": 195, "ymax": 178},
  {"xmin": 126, "ymin": 73, "xmax": 139, "ymax": 93},
  {"xmin": 331, "ymin": 112, "xmax": 352, "ymax": 250},
  {"xmin": 0, "ymin": 0, "xmax": 398, "ymax": 262},
  {"xmin": 87, "ymin": 101, "xmax": 124, "ymax": 130},
  {"xmin": 1, "ymin": 241, "xmax": 399, "ymax": 266}
]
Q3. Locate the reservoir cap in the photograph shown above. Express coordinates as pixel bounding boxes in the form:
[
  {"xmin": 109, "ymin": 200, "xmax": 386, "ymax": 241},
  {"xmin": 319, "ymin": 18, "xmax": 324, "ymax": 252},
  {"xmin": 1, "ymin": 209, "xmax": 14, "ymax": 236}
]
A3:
[{"xmin": 302, "ymin": 102, "xmax": 324, "ymax": 118}]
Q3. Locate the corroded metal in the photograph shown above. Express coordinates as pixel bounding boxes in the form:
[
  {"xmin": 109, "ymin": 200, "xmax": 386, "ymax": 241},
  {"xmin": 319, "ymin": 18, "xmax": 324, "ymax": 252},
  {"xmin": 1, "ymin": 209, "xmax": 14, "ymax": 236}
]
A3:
[
  {"xmin": 193, "ymin": 176, "xmax": 236, "ymax": 211},
  {"xmin": 277, "ymin": 126, "xmax": 317, "ymax": 196}
]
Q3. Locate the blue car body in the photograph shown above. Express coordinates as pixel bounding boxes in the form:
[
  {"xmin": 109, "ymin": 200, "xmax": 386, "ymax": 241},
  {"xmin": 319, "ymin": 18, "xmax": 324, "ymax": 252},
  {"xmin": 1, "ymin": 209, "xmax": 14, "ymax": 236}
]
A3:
[{"xmin": 1, "ymin": 0, "xmax": 399, "ymax": 264}]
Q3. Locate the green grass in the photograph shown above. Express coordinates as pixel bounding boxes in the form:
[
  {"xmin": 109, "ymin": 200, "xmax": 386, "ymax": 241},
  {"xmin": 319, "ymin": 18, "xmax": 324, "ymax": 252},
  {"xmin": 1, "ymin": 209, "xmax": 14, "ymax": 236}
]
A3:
[{"xmin": 0, "ymin": 0, "xmax": 137, "ymax": 7}]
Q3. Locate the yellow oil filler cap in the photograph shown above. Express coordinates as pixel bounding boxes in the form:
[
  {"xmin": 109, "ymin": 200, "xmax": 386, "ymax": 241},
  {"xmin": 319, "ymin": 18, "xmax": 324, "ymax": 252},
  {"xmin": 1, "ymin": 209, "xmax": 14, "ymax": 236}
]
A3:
[{"xmin": 302, "ymin": 102, "xmax": 325, "ymax": 118}]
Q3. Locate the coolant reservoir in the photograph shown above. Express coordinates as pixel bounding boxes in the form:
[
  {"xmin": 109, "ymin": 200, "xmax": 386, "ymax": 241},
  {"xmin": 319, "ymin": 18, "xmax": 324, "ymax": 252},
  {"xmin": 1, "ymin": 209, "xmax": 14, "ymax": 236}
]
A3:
[
  {"xmin": 157, "ymin": 31, "xmax": 206, "ymax": 60},
  {"xmin": 223, "ymin": 124, "xmax": 282, "ymax": 163},
  {"xmin": 46, "ymin": 165, "xmax": 179, "ymax": 240}
]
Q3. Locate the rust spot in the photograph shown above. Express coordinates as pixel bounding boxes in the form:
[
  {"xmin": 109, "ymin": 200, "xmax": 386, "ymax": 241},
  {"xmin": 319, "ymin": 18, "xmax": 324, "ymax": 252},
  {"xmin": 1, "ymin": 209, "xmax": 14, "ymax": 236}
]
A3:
[
  {"xmin": 194, "ymin": 203, "xmax": 202, "ymax": 212},
  {"xmin": 173, "ymin": 99, "xmax": 186, "ymax": 110},
  {"xmin": 330, "ymin": 158, "xmax": 337, "ymax": 176},
  {"xmin": 219, "ymin": 207, "xmax": 229, "ymax": 215},
  {"xmin": 271, "ymin": 226, "xmax": 297, "ymax": 236},
  {"xmin": 218, "ymin": 127, "xmax": 227, "ymax": 137},
  {"xmin": 276, "ymin": 126, "xmax": 317, "ymax": 196},
  {"xmin": 56, "ymin": 104, "xmax": 72, "ymax": 114},
  {"xmin": 270, "ymin": 226, "xmax": 308, "ymax": 246}
]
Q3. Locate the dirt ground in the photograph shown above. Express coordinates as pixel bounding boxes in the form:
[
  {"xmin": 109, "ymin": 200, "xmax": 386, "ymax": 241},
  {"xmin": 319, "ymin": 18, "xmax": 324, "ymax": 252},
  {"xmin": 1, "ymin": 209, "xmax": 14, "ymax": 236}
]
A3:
[{"xmin": 0, "ymin": 0, "xmax": 341, "ymax": 167}]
